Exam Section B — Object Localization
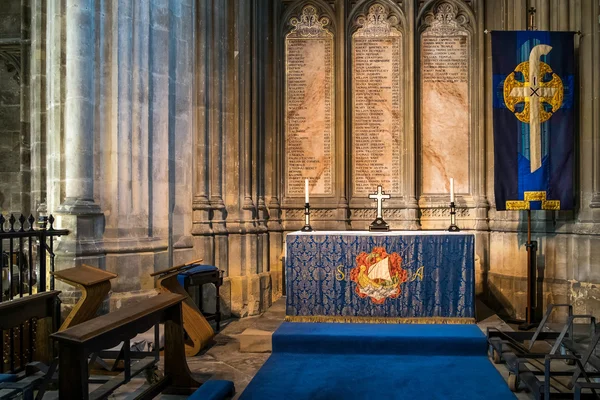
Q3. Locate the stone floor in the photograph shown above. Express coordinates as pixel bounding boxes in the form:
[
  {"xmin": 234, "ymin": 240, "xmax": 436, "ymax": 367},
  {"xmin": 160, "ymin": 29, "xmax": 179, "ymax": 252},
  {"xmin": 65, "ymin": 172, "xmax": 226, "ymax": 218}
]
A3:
[
  {"xmin": 93, "ymin": 298, "xmax": 533, "ymax": 399},
  {"xmin": 100, "ymin": 299, "xmax": 285, "ymax": 399}
]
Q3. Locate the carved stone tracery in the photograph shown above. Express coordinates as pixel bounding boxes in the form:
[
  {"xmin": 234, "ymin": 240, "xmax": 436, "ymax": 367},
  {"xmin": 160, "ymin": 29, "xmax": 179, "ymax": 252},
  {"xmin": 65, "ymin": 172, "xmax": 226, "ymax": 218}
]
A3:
[
  {"xmin": 289, "ymin": 5, "xmax": 331, "ymax": 37},
  {"xmin": 355, "ymin": 3, "xmax": 401, "ymax": 37},
  {"xmin": 422, "ymin": 1, "xmax": 470, "ymax": 34},
  {"xmin": 0, "ymin": 46, "xmax": 21, "ymax": 84}
]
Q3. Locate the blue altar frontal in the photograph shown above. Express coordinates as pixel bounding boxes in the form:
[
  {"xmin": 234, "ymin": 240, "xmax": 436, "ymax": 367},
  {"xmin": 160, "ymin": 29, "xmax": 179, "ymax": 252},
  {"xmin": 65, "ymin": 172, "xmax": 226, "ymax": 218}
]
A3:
[{"xmin": 285, "ymin": 231, "xmax": 475, "ymax": 323}]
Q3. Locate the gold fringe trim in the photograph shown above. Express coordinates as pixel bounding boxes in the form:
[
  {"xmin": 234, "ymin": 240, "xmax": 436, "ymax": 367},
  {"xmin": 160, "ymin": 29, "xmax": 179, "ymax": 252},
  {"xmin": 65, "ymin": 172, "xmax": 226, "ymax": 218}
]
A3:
[{"xmin": 285, "ymin": 315, "xmax": 475, "ymax": 325}]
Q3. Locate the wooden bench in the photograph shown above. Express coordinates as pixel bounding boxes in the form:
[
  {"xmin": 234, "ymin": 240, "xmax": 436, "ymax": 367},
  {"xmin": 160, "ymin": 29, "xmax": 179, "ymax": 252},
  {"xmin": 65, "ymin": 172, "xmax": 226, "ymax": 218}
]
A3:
[
  {"xmin": 51, "ymin": 265, "xmax": 117, "ymax": 331},
  {"xmin": 0, "ymin": 290, "xmax": 61, "ymax": 399},
  {"xmin": 152, "ymin": 259, "xmax": 215, "ymax": 356},
  {"xmin": 51, "ymin": 293, "xmax": 199, "ymax": 400}
]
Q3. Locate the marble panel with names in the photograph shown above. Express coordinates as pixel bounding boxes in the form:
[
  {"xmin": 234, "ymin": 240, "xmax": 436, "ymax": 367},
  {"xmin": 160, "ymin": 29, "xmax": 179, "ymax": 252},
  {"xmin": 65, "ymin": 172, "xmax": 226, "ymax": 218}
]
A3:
[
  {"xmin": 421, "ymin": 29, "xmax": 470, "ymax": 195},
  {"xmin": 352, "ymin": 5, "xmax": 403, "ymax": 197},
  {"xmin": 284, "ymin": 7, "xmax": 334, "ymax": 198}
]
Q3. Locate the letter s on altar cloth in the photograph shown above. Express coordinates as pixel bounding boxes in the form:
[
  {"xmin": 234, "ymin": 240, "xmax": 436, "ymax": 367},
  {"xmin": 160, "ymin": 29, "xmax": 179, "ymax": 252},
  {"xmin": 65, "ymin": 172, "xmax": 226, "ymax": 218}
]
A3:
[{"xmin": 335, "ymin": 265, "xmax": 345, "ymax": 281}]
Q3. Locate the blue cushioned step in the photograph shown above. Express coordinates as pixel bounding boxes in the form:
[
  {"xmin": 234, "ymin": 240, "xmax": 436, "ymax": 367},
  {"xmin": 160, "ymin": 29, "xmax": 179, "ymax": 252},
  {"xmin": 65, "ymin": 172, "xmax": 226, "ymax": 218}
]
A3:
[
  {"xmin": 239, "ymin": 323, "xmax": 515, "ymax": 400},
  {"xmin": 273, "ymin": 322, "xmax": 487, "ymax": 356},
  {"xmin": 0, "ymin": 374, "xmax": 17, "ymax": 383},
  {"xmin": 240, "ymin": 353, "xmax": 515, "ymax": 400},
  {"xmin": 188, "ymin": 380, "xmax": 235, "ymax": 400}
]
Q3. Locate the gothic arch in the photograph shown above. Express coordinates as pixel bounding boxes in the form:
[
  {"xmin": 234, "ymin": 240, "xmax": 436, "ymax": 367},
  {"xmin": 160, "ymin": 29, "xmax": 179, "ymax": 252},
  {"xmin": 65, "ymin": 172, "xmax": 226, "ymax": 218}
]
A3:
[
  {"xmin": 276, "ymin": 0, "xmax": 342, "ymax": 231},
  {"xmin": 345, "ymin": 0, "xmax": 412, "ymax": 223},
  {"xmin": 281, "ymin": 0, "xmax": 336, "ymax": 36},
  {"xmin": 417, "ymin": 0, "xmax": 476, "ymax": 35},
  {"xmin": 347, "ymin": 0, "xmax": 407, "ymax": 36},
  {"xmin": 0, "ymin": 48, "xmax": 21, "ymax": 84},
  {"xmin": 415, "ymin": 0, "xmax": 487, "ymax": 229}
]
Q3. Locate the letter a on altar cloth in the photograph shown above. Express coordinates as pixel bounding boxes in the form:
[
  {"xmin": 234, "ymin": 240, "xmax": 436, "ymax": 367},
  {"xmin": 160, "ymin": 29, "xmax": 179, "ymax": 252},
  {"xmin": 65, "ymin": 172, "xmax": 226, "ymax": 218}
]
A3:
[{"xmin": 491, "ymin": 31, "xmax": 575, "ymax": 211}]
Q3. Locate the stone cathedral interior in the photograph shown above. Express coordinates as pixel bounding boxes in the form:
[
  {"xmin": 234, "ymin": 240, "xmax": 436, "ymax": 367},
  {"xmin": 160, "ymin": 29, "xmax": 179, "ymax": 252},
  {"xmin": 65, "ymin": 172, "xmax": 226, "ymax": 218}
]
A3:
[{"xmin": 0, "ymin": 0, "xmax": 599, "ymax": 399}]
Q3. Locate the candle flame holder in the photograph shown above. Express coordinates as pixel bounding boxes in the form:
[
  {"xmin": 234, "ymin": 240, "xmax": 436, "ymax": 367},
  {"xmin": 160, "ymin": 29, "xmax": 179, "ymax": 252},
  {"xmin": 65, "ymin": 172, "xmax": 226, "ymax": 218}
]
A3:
[
  {"xmin": 448, "ymin": 201, "xmax": 460, "ymax": 232},
  {"xmin": 301, "ymin": 203, "xmax": 314, "ymax": 232}
]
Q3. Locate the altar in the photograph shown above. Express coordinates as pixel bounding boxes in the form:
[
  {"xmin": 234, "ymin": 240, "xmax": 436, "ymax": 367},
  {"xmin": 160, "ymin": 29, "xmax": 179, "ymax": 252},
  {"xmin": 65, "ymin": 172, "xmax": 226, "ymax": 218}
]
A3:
[{"xmin": 285, "ymin": 231, "xmax": 475, "ymax": 323}]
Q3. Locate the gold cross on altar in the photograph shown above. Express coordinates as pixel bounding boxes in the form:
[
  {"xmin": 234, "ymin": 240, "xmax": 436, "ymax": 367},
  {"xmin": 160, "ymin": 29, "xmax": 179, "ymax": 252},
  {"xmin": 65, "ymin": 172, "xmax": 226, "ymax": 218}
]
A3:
[{"xmin": 368, "ymin": 186, "xmax": 390, "ymax": 219}]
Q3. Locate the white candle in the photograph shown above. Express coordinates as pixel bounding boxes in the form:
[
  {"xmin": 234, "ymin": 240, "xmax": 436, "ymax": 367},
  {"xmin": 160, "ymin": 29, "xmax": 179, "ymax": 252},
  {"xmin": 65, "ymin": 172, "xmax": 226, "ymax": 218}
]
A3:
[
  {"xmin": 450, "ymin": 178, "xmax": 455, "ymax": 203},
  {"xmin": 305, "ymin": 179, "xmax": 309, "ymax": 204}
]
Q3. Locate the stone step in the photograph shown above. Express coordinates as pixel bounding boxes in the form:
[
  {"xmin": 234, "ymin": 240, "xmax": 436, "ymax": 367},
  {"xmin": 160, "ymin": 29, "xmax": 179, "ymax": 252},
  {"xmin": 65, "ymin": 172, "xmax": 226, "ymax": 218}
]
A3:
[{"xmin": 238, "ymin": 328, "xmax": 273, "ymax": 353}]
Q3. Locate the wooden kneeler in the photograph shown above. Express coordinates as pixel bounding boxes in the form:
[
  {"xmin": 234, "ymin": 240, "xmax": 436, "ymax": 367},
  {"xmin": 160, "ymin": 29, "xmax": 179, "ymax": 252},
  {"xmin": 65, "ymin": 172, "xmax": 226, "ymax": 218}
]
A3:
[
  {"xmin": 151, "ymin": 259, "xmax": 215, "ymax": 356},
  {"xmin": 51, "ymin": 265, "xmax": 117, "ymax": 331}
]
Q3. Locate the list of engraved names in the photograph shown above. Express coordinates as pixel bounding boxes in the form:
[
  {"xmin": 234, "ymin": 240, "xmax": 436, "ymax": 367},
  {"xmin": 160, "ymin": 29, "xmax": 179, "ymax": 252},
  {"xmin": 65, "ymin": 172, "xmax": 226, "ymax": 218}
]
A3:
[
  {"xmin": 420, "ymin": 33, "xmax": 469, "ymax": 194},
  {"xmin": 352, "ymin": 35, "xmax": 402, "ymax": 195},
  {"xmin": 285, "ymin": 36, "xmax": 334, "ymax": 196},
  {"xmin": 421, "ymin": 36, "xmax": 468, "ymax": 83}
]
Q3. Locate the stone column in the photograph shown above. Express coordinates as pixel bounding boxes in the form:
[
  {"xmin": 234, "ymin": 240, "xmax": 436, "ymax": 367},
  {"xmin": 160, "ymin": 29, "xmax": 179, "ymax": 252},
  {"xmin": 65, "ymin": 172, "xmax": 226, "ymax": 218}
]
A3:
[
  {"xmin": 64, "ymin": 0, "xmax": 94, "ymax": 202},
  {"xmin": 265, "ymin": 0, "xmax": 283, "ymax": 297},
  {"xmin": 403, "ymin": 0, "xmax": 419, "ymax": 229},
  {"xmin": 589, "ymin": 0, "xmax": 600, "ymax": 210},
  {"xmin": 20, "ymin": 0, "xmax": 32, "ymax": 215},
  {"xmin": 55, "ymin": 0, "xmax": 104, "ymax": 267},
  {"xmin": 473, "ymin": 0, "xmax": 489, "ymax": 230},
  {"xmin": 30, "ymin": 0, "xmax": 47, "ymax": 212},
  {"xmin": 192, "ymin": 0, "xmax": 213, "ymax": 255}
]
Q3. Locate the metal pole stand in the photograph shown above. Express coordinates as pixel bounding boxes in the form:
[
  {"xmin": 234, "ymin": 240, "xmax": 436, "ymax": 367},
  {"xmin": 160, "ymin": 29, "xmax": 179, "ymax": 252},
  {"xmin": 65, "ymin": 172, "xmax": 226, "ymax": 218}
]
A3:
[
  {"xmin": 448, "ymin": 202, "xmax": 460, "ymax": 232},
  {"xmin": 301, "ymin": 203, "xmax": 313, "ymax": 232},
  {"xmin": 519, "ymin": 209, "xmax": 539, "ymax": 330}
]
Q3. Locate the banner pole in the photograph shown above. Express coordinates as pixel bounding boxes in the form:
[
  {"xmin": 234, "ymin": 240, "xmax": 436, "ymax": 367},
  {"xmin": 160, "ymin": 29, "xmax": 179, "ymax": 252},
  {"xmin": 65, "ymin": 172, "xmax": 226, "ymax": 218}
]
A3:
[
  {"xmin": 520, "ymin": 208, "xmax": 539, "ymax": 330},
  {"xmin": 527, "ymin": 209, "xmax": 532, "ymax": 324}
]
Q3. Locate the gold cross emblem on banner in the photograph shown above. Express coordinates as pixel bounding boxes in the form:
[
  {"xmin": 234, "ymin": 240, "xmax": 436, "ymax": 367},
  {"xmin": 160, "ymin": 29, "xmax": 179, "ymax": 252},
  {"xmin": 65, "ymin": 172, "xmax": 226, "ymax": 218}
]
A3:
[{"xmin": 503, "ymin": 45, "xmax": 564, "ymax": 173}]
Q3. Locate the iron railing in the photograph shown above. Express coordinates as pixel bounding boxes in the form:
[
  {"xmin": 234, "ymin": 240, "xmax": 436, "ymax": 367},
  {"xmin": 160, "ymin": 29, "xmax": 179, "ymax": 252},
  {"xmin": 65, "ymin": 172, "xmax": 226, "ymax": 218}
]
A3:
[{"xmin": 0, "ymin": 213, "xmax": 68, "ymax": 373}]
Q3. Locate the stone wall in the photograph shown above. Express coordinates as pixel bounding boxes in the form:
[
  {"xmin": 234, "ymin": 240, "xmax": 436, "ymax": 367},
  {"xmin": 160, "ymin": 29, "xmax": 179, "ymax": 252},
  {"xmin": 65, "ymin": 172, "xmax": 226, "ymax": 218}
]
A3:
[
  {"xmin": 266, "ymin": 0, "xmax": 600, "ymax": 322},
  {"xmin": 0, "ymin": 0, "xmax": 21, "ymax": 39},
  {"xmin": 16, "ymin": 0, "xmax": 600, "ymax": 322},
  {"xmin": 0, "ymin": 65, "xmax": 21, "ymax": 213},
  {"xmin": 0, "ymin": 0, "xmax": 27, "ymax": 215},
  {"xmin": 483, "ymin": 0, "xmax": 600, "ymax": 320},
  {"xmin": 27, "ymin": 0, "xmax": 275, "ymax": 318}
]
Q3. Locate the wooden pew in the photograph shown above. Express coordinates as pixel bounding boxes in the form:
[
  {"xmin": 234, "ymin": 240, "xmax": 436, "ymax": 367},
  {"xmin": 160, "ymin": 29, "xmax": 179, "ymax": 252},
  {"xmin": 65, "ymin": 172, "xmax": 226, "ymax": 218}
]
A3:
[
  {"xmin": 51, "ymin": 293, "xmax": 199, "ymax": 400},
  {"xmin": 152, "ymin": 259, "xmax": 215, "ymax": 356},
  {"xmin": 0, "ymin": 291, "xmax": 61, "ymax": 399},
  {"xmin": 51, "ymin": 265, "xmax": 117, "ymax": 331}
]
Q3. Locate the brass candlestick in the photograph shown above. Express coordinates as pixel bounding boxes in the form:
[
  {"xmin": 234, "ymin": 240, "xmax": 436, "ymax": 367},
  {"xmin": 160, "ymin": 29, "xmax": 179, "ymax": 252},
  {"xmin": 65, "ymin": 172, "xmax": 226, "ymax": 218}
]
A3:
[
  {"xmin": 448, "ymin": 202, "xmax": 460, "ymax": 232},
  {"xmin": 301, "ymin": 203, "xmax": 313, "ymax": 232}
]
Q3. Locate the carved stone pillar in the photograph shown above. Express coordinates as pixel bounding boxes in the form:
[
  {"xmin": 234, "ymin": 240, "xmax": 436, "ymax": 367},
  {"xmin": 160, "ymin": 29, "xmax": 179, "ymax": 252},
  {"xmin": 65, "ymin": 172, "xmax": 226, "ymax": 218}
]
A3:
[
  {"xmin": 266, "ymin": 0, "xmax": 283, "ymax": 298},
  {"xmin": 55, "ymin": 0, "xmax": 104, "ymax": 268},
  {"xmin": 30, "ymin": 0, "xmax": 46, "ymax": 212},
  {"xmin": 589, "ymin": 0, "xmax": 600, "ymax": 211},
  {"xmin": 192, "ymin": 0, "xmax": 213, "ymax": 253}
]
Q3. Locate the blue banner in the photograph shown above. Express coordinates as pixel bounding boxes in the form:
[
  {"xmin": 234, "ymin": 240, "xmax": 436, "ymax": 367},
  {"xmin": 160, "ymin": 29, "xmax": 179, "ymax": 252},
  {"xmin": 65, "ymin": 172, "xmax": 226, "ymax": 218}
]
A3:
[
  {"xmin": 492, "ymin": 31, "xmax": 574, "ymax": 210},
  {"xmin": 285, "ymin": 233, "xmax": 475, "ymax": 322}
]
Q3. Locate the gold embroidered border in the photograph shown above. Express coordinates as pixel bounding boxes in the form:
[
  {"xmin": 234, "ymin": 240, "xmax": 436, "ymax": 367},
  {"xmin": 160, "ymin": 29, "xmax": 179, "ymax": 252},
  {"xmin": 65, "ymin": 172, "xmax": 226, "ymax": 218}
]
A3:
[
  {"xmin": 285, "ymin": 315, "xmax": 475, "ymax": 325},
  {"xmin": 524, "ymin": 191, "xmax": 546, "ymax": 201},
  {"xmin": 506, "ymin": 191, "xmax": 561, "ymax": 210},
  {"xmin": 542, "ymin": 200, "xmax": 560, "ymax": 210},
  {"xmin": 506, "ymin": 200, "xmax": 530, "ymax": 210}
]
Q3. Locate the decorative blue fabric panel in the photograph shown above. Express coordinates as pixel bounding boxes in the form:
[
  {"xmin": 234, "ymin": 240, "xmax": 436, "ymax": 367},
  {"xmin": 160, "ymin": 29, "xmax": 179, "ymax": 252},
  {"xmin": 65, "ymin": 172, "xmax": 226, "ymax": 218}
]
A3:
[{"xmin": 285, "ymin": 233, "xmax": 475, "ymax": 320}]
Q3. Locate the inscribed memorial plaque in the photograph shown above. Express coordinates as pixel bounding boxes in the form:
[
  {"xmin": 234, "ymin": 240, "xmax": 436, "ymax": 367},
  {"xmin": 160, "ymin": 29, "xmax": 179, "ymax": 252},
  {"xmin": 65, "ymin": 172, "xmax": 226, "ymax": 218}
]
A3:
[
  {"xmin": 351, "ymin": 4, "xmax": 403, "ymax": 196},
  {"xmin": 420, "ymin": 6, "xmax": 470, "ymax": 195},
  {"xmin": 284, "ymin": 6, "xmax": 334, "ymax": 197}
]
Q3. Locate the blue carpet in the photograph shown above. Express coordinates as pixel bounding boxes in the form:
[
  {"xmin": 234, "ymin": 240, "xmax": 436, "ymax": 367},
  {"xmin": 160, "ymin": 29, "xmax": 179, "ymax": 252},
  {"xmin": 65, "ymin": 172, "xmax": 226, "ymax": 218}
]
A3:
[
  {"xmin": 239, "ymin": 323, "xmax": 515, "ymax": 400},
  {"xmin": 272, "ymin": 322, "xmax": 487, "ymax": 356}
]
